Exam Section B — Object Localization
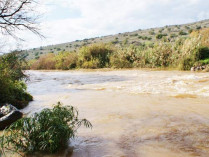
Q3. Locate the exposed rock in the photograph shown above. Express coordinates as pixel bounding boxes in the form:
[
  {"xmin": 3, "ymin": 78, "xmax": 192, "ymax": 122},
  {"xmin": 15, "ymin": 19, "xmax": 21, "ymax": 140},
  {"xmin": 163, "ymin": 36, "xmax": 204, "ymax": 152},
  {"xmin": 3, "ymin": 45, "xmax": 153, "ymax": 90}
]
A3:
[
  {"xmin": 0, "ymin": 104, "xmax": 23, "ymax": 130},
  {"xmin": 1, "ymin": 104, "xmax": 17, "ymax": 115},
  {"xmin": 196, "ymin": 66, "xmax": 201, "ymax": 71},
  {"xmin": 191, "ymin": 67, "xmax": 195, "ymax": 71},
  {"xmin": 191, "ymin": 65, "xmax": 209, "ymax": 72}
]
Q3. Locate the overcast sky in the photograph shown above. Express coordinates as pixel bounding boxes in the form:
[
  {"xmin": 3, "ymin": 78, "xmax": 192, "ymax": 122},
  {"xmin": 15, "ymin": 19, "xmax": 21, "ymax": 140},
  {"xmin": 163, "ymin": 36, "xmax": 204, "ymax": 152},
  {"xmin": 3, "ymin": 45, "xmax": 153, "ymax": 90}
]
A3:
[{"xmin": 3, "ymin": 0, "xmax": 209, "ymax": 51}]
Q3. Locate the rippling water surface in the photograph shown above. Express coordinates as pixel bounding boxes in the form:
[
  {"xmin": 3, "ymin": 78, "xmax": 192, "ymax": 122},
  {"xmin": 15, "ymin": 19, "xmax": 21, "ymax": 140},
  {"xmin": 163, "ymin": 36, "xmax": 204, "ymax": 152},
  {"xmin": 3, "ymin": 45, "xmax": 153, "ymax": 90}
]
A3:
[{"xmin": 22, "ymin": 70, "xmax": 209, "ymax": 157}]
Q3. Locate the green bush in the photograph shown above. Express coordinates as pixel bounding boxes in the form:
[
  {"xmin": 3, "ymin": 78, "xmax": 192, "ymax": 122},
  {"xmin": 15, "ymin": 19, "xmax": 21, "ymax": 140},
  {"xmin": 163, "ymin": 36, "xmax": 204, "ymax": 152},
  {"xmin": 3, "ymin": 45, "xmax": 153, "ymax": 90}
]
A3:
[
  {"xmin": 0, "ymin": 53, "xmax": 33, "ymax": 108},
  {"xmin": 81, "ymin": 59, "xmax": 100, "ymax": 69},
  {"xmin": 195, "ymin": 47, "xmax": 209, "ymax": 60},
  {"xmin": 130, "ymin": 33, "xmax": 138, "ymax": 37},
  {"xmin": 149, "ymin": 31, "xmax": 155, "ymax": 35},
  {"xmin": 55, "ymin": 52, "xmax": 77, "ymax": 70},
  {"xmin": 144, "ymin": 43, "xmax": 172, "ymax": 67},
  {"xmin": 200, "ymin": 58, "xmax": 209, "ymax": 65},
  {"xmin": 78, "ymin": 44, "xmax": 113, "ymax": 68},
  {"xmin": 188, "ymin": 29, "xmax": 193, "ymax": 34},
  {"xmin": 170, "ymin": 33, "xmax": 177, "ymax": 38},
  {"xmin": 196, "ymin": 26, "xmax": 201, "ymax": 30},
  {"xmin": 56, "ymin": 48, "xmax": 61, "ymax": 51},
  {"xmin": 156, "ymin": 33, "xmax": 167, "ymax": 39},
  {"xmin": 179, "ymin": 31, "xmax": 187, "ymax": 35},
  {"xmin": 31, "ymin": 53, "xmax": 56, "ymax": 70},
  {"xmin": 31, "ymin": 52, "xmax": 77, "ymax": 70},
  {"xmin": 0, "ymin": 102, "xmax": 92, "ymax": 155},
  {"xmin": 110, "ymin": 48, "xmax": 136, "ymax": 68},
  {"xmin": 179, "ymin": 57, "xmax": 194, "ymax": 70},
  {"xmin": 111, "ymin": 39, "xmax": 119, "ymax": 44}
]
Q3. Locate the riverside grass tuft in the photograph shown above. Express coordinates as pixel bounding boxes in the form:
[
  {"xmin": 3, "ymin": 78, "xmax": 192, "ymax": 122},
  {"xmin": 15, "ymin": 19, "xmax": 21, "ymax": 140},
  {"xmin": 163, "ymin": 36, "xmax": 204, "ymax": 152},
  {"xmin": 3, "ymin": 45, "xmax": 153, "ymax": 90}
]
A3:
[{"xmin": 0, "ymin": 102, "xmax": 92, "ymax": 156}]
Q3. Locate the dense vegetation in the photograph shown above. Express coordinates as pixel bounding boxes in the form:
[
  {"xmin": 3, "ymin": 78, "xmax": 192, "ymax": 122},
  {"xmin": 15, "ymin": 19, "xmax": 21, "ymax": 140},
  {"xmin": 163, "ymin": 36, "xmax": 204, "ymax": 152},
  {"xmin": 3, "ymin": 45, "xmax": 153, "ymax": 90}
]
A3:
[
  {"xmin": 21, "ymin": 19, "xmax": 209, "ymax": 59},
  {"xmin": 0, "ymin": 102, "xmax": 92, "ymax": 155},
  {"xmin": 0, "ymin": 53, "xmax": 33, "ymax": 109},
  {"xmin": 29, "ymin": 28, "xmax": 209, "ymax": 71}
]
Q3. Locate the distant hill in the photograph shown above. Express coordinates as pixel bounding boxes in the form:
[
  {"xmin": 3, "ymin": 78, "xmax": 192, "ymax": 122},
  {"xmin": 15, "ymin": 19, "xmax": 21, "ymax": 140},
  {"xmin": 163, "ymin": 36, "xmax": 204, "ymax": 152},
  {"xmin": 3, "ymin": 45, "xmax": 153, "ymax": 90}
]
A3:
[{"xmin": 20, "ymin": 19, "xmax": 209, "ymax": 60}]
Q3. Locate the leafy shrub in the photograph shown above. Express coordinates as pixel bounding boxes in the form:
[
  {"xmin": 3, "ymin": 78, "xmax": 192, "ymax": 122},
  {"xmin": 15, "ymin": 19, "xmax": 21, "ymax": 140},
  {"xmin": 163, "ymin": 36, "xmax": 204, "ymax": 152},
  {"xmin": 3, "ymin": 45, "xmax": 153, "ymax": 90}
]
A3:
[
  {"xmin": 80, "ymin": 59, "xmax": 100, "ymax": 69},
  {"xmin": 179, "ymin": 57, "xmax": 194, "ymax": 70},
  {"xmin": 178, "ymin": 30, "xmax": 209, "ymax": 69},
  {"xmin": 142, "ymin": 36, "xmax": 147, "ymax": 40},
  {"xmin": 110, "ymin": 53, "xmax": 132, "ymax": 68},
  {"xmin": 199, "ymin": 28, "xmax": 209, "ymax": 47},
  {"xmin": 147, "ymin": 37, "xmax": 152, "ymax": 40},
  {"xmin": 0, "ymin": 102, "xmax": 92, "ymax": 155},
  {"xmin": 78, "ymin": 44, "xmax": 113, "ymax": 68},
  {"xmin": 200, "ymin": 58, "xmax": 209, "ymax": 65},
  {"xmin": 158, "ymin": 29, "xmax": 164, "ymax": 33},
  {"xmin": 156, "ymin": 33, "xmax": 167, "ymax": 39},
  {"xmin": 188, "ymin": 29, "xmax": 193, "ymax": 34},
  {"xmin": 179, "ymin": 31, "xmax": 187, "ymax": 35},
  {"xmin": 31, "ymin": 53, "xmax": 56, "ymax": 70},
  {"xmin": 185, "ymin": 26, "xmax": 190, "ymax": 30},
  {"xmin": 0, "ymin": 53, "xmax": 33, "ymax": 108},
  {"xmin": 170, "ymin": 33, "xmax": 177, "ymax": 38},
  {"xmin": 196, "ymin": 26, "xmax": 201, "ymax": 30},
  {"xmin": 110, "ymin": 47, "xmax": 136, "ymax": 68},
  {"xmin": 111, "ymin": 40, "xmax": 119, "ymax": 44},
  {"xmin": 144, "ymin": 43, "xmax": 172, "ymax": 67},
  {"xmin": 35, "ymin": 56, "xmax": 40, "ymax": 60},
  {"xmin": 194, "ymin": 47, "xmax": 209, "ymax": 60},
  {"xmin": 130, "ymin": 33, "xmax": 138, "ymax": 37},
  {"xmin": 55, "ymin": 52, "xmax": 77, "ymax": 70},
  {"xmin": 149, "ymin": 31, "xmax": 155, "ymax": 35}
]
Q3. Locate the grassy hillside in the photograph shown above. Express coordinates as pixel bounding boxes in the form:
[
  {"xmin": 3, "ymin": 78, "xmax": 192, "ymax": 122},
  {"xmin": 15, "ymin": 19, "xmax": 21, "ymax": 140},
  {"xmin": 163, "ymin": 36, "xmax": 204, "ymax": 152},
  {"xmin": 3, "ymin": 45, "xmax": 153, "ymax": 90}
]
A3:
[
  {"xmin": 26, "ymin": 26, "xmax": 209, "ymax": 71},
  {"xmin": 20, "ymin": 19, "xmax": 209, "ymax": 60}
]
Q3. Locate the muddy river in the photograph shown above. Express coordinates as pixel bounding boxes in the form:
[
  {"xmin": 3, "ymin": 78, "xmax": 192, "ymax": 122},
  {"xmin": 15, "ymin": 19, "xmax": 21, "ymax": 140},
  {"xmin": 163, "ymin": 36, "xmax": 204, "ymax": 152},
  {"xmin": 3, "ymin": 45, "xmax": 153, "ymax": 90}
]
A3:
[{"xmin": 21, "ymin": 69, "xmax": 209, "ymax": 157}]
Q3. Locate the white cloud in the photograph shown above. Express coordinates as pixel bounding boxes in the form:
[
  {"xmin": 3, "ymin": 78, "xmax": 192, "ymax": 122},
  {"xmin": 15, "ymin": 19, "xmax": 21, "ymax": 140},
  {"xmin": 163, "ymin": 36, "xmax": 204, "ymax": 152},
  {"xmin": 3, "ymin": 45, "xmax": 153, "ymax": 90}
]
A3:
[{"xmin": 2, "ymin": 0, "xmax": 209, "ymax": 51}]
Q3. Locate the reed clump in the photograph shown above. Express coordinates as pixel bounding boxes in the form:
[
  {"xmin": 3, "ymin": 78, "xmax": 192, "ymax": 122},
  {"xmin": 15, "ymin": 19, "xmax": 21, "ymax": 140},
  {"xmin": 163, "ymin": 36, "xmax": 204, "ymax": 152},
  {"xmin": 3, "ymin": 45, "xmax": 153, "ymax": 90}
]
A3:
[{"xmin": 0, "ymin": 102, "xmax": 92, "ymax": 155}]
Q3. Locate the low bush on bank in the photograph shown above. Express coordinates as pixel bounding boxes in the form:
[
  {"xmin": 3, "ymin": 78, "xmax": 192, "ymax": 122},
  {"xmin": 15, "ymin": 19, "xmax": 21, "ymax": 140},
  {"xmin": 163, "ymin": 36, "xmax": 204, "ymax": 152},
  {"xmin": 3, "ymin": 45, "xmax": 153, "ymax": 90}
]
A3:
[
  {"xmin": 30, "ymin": 53, "xmax": 56, "ymax": 70},
  {"xmin": 0, "ymin": 53, "xmax": 33, "ymax": 109},
  {"xmin": 110, "ymin": 47, "xmax": 136, "ymax": 68},
  {"xmin": 77, "ymin": 43, "xmax": 113, "ymax": 68},
  {"xmin": 30, "ymin": 28, "xmax": 209, "ymax": 71},
  {"xmin": 0, "ymin": 102, "xmax": 92, "ymax": 155},
  {"xmin": 55, "ymin": 52, "xmax": 77, "ymax": 69}
]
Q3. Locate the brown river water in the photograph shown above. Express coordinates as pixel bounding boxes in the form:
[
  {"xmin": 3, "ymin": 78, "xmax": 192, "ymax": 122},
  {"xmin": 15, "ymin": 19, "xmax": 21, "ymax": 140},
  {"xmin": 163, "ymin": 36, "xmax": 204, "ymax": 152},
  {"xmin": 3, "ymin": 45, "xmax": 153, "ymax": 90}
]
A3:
[{"xmin": 18, "ymin": 70, "xmax": 209, "ymax": 157}]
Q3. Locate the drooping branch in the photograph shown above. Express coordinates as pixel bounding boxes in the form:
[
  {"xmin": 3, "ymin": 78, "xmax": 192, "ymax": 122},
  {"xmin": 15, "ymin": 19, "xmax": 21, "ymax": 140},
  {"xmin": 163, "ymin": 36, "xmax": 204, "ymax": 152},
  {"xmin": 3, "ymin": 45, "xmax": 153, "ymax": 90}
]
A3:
[{"xmin": 0, "ymin": 0, "xmax": 43, "ymax": 39}]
